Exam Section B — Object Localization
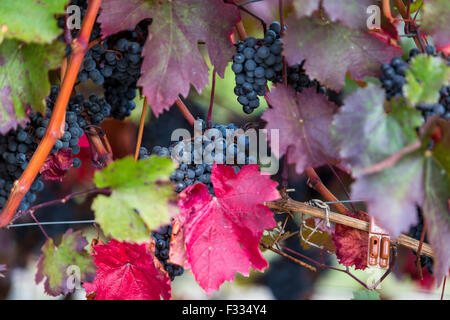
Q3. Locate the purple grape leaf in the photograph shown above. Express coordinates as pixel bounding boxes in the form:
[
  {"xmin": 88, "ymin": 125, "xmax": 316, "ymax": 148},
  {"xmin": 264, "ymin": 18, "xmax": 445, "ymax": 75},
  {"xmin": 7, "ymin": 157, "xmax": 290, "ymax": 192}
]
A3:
[
  {"xmin": 35, "ymin": 229, "xmax": 96, "ymax": 297},
  {"xmin": 421, "ymin": 0, "xmax": 450, "ymax": 50},
  {"xmin": 262, "ymin": 85, "xmax": 339, "ymax": 175},
  {"xmin": 283, "ymin": 16, "xmax": 402, "ymax": 90},
  {"xmin": 322, "ymin": 0, "xmax": 376, "ymax": 30},
  {"xmin": 332, "ymin": 84, "xmax": 422, "ymax": 175},
  {"xmin": 351, "ymin": 152, "xmax": 425, "ymax": 237},
  {"xmin": 98, "ymin": 0, "xmax": 240, "ymax": 116},
  {"xmin": 423, "ymin": 155, "xmax": 450, "ymax": 286},
  {"xmin": 292, "ymin": 0, "xmax": 318, "ymax": 18},
  {"xmin": 246, "ymin": 0, "xmax": 295, "ymax": 24},
  {"xmin": 0, "ymin": 39, "xmax": 64, "ymax": 134}
]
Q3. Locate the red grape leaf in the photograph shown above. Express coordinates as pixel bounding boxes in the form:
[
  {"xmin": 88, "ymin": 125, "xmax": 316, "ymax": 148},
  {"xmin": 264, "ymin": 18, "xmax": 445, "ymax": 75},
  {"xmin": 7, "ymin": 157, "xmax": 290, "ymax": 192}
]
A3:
[
  {"xmin": 178, "ymin": 164, "xmax": 280, "ymax": 294},
  {"xmin": 283, "ymin": 16, "xmax": 402, "ymax": 90},
  {"xmin": 83, "ymin": 240, "xmax": 171, "ymax": 300},
  {"xmin": 332, "ymin": 85, "xmax": 422, "ymax": 175},
  {"xmin": 421, "ymin": 0, "xmax": 450, "ymax": 50},
  {"xmin": 168, "ymin": 214, "xmax": 189, "ymax": 269},
  {"xmin": 262, "ymin": 85, "xmax": 339, "ymax": 175},
  {"xmin": 98, "ymin": 0, "xmax": 240, "ymax": 116},
  {"xmin": 35, "ymin": 229, "xmax": 96, "ymax": 297},
  {"xmin": 332, "ymin": 211, "xmax": 369, "ymax": 270},
  {"xmin": 40, "ymin": 149, "xmax": 73, "ymax": 181}
]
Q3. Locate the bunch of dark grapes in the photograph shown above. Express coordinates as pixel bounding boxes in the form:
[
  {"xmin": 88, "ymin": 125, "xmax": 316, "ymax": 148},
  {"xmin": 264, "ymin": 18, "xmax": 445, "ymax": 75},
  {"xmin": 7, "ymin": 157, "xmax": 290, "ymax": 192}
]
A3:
[
  {"xmin": 380, "ymin": 45, "xmax": 450, "ymax": 120},
  {"xmin": 232, "ymin": 22, "xmax": 283, "ymax": 114},
  {"xmin": 408, "ymin": 210, "xmax": 434, "ymax": 274},
  {"xmin": 76, "ymin": 20, "xmax": 150, "ymax": 120},
  {"xmin": 0, "ymin": 131, "xmax": 44, "ymax": 212},
  {"xmin": 0, "ymin": 82, "xmax": 114, "ymax": 213},
  {"xmin": 151, "ymin": 224, "xmax": 184, "ymax": 281},
  {"xmin": 141, "ymin": 120, "xmax": 255, "ymax": 195}
]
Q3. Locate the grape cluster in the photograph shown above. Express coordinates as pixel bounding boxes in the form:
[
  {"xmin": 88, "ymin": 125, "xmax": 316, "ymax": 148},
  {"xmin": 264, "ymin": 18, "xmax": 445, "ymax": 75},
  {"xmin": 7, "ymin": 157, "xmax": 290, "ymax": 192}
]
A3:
[
  {"xmin": 380, "ymin": 45, "xmax": 450, "ymax": 120},
  {"xmin": 76, "ymin": 22, "xmax": 149, "ymax": 120},
  {"xmin": 409, "ymin": 211, "xmax": 434, "ymax": 274},
  {"xmin": 0, "ymin": 82, "xmax": 114, "ymax": 213},
  {"xmin": 151, "ymin": 224, "xmax": 184, "ymax": 281},
  {"xmin": 232, "ymin": 22, "xmax": 283, "ymax": 114},
  {"xmin": 141, "ymin": 121, "xmax": 254, "ymax": 195},
  {"xmin": 0, "ymin": 129, "xmax": 44, "ymax": 212},
  {"xmin": 43, "ymin": 86, "xmax": 91, "ymax": 160}
]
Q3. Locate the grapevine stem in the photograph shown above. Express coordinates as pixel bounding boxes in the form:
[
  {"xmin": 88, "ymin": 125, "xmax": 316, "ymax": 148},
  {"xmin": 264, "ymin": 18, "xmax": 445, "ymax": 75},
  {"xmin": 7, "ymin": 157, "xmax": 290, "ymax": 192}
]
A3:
[
  {"xmin": 0, "ymin": 0, "xmax": 103, "ymax": 229},
  {"xmin": 265, "ymin": 198, "xmax": 435, "ymax": 258},
  {"xmin": 175, "ymin": 97, "xmax": 195, "ymax": 128},
  {"xmin": 279, "ymin": 243, "xmax": 370, "ymax": 289},
  {"xmin": 30, "ymin": 212, "xmax": 50, "ymax": 241},
  {"xmin": 12, "ymin": 187, "xmax": 111, "ymax": 224},
  {"xmin": 279, "ymin": 0, "xmax": 284, "ymax": 37},
  {"xmin": 392, "ymin": 0, "xmax": 425, "ymax": 51},
  {"xmin": 207, "ymin": 68, "xmax": 216, "ymax": 127},
  {"xmin": 416, "ymin": 216, "xmax": 427, "ymax": 280},
  {"xmin": 362, "ymin": 140, "xmax": 421, "ymax": 175},
  {"xmin": 264, "ymin": 246, "xmax": 317, "ymax": 272},
  {"xmin": 326, "ymin": 164, "xmax": 356, "ymax": 213},
  {"xmin": 134, "ymin": 96, "xmax": 148, "ymax": 161},
  {"xmin": 235, "ymin": 21, "xmax": 247, "ymax": 40},
  {"xmin": 442, "ymin": 277, "xmax": 447, "ymax": 300},
  {"xmin": 305, "ymin": 168, "xmax": 350, "ymax": 215}
]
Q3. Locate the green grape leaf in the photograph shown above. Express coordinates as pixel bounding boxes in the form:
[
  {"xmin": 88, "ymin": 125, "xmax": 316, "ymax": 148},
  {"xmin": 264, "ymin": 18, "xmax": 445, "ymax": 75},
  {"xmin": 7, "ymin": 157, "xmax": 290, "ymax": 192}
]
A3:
[
  {"xmin": 403, "ymin": 55, "xmax": 450, "ymax": 105},
  {"xmin": 92, "ymin": 156, "xmax": 178, "ymax": 242},
  {"xmin": 92, "ymin": 194, "xmax": 150, "ymax": 242},
  {"xmin": 332, "ymin": 84, "xmax": 421, "ymax": 175},
  {"xmin": 35, "ymin": 229, "xmax": 96, "ymax": 297},
  {"xmin": 422, "ymin": 154, "xmax": 450, "ymax": 286},
  {"xmin": 421, "ymin": 0, "xmax": 450, "ymax": 49},
  {"xmin": 352, "ymin": 289, "xmax": 380, "ymax": 300},
  {"xmin": 0, "ymin": 39, "xmax": 64, "ymax": 134},
  {"xmin": 433, "ymin": 120, "xmax": 450, "ymax": 175},
  {"xmin": 0, "ymin": 0, "xmax": 67, "ymax": 44},
  {"xmin": 94, "ymin": 156, "xmax": 174, "ymax": 189}
]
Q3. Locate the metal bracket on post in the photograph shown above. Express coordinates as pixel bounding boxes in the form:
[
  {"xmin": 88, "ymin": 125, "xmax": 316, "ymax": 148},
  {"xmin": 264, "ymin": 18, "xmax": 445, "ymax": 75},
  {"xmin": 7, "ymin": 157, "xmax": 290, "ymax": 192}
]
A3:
[{"xmin": 367, "ymin": 216, "xmax": 390, "ymax": 269}]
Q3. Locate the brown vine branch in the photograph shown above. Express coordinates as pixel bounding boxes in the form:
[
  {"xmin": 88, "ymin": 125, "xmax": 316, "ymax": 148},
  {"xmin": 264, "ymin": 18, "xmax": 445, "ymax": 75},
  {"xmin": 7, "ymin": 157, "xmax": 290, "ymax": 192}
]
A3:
[
  {"xmin": 442, "ymin": 277, "xmax": 447, "ymax": 300},
  {"xmin": 175, "ymin": 98, "xmax": 195, "ymax": 128},
  {"xmin": 416, "ymin": 216, "xmax": 428, "ymax": 280},
  {"xmin": 11, "ymin": 187, "xmax": 111, "ymax": 224},
  {"xmin": 207, "ymin": 68, "xmax": 216, "ymax": 127},
  {"xmin": 264, "ymin": 245, "xmax": 317, "ymax": 272},
  {"xmin": 266, "ymin": 198, "xmax": 434, "ymax": 258},
  {"xmin": 305, "ymin": 168, "xmax": 350, "ymax": 215},
  {"xmin": 134, "ymin": 96, "xmax": 148, "ymax": 161},
  {"xmin": 235, "ymin": 21, "xmax": 247, "ymax": 41},
  {"xmin": 0, "ymin": 0, "xmax": 102, "ymax": 229},
  {"xmin": 392, "ymin": 0, "xmax": 425, "ymax": 51}
]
